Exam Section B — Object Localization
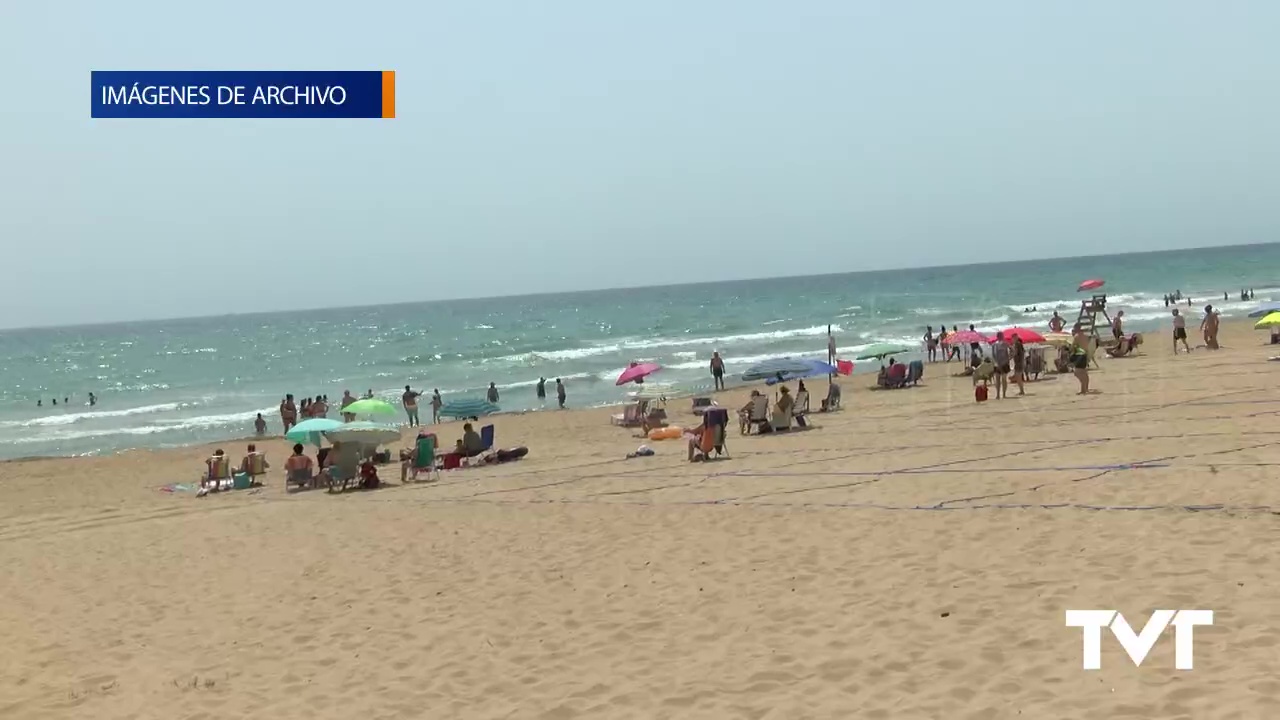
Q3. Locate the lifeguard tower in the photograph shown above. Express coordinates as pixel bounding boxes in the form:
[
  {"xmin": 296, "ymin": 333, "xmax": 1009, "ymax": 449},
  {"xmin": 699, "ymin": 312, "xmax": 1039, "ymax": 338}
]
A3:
[{"xmin": 1075, "ymin": 294, "xmax": 1113, "ymax": 344}]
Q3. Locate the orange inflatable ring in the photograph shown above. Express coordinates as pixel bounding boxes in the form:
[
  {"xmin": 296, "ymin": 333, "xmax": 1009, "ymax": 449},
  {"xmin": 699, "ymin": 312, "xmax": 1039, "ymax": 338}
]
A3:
[{"xmin": 647, "ymin": 426, "xmax": 683, "ymax": 440}]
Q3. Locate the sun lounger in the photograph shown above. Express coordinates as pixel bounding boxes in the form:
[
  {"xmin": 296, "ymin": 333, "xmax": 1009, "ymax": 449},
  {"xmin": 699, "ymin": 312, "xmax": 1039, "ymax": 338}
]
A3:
[
  {"xmin": 739, "ymin": 395, "xmax": 769, "ymax": 435},
  {"xmin": 286, "ymin": 466, "xmax": 315, "ymax": 490},
  {"xmin": 907, "ymin": 360, "xmax": 924, "ymax": 386},
  {"xmin": 410, "ymin": 435, "xmax": 439, "ymax": 481},
  {"xmin": 691, "ymin": 396, "xmax": 713, "ymax": 415}
]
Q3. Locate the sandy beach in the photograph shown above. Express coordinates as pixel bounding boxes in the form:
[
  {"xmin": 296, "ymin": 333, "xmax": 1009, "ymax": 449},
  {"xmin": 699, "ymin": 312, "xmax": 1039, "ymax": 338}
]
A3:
[{"xmin": 3, "ymin": 319, "xmax": 1279, "ymax": 719}]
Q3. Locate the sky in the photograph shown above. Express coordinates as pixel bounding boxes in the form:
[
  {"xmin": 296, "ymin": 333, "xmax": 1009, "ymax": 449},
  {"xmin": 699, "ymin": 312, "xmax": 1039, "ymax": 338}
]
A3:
[{"xmin": 2, "ymin": 1, "xmax": 1279, "ymax": 329}]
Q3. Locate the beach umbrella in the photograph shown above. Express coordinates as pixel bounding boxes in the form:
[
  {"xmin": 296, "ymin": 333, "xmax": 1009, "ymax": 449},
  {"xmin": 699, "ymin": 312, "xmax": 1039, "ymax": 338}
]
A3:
[
  {"xmin": 741, "ymin": 358, "xmax": 816, "ymax": 382},
  {"xmin": 855, "ymin": 343, "xmax": 912, "ymax": 360},
  {"xmin": 1254, "ymin": 312, "xmax": 1280, "ymax": 329},
  {"xmin": 323, "ymin": 421, "xmax": 401, "ymax": 445},
  {"xmin": 764, "ymin": 358, "xmax": 838, "ymax": 385},
  {"xmin": 942, "ymin": 330, "xmax": 988, "ymax": 345},
  {"xmin": 616, "ymin": 362, "xmax": 661, "ymax": 386},
  {"xmin": 1078, "ymin": 279, "xmax": 1105, "ymax": 292},
  {"xmin": 340, "ymin": 398, "xmax": 397, "ymax": 416},
  {"xmin": 990, "ymin": 327, "xmax": 1045, "ymax": 344},
  {"xmin": 1248, "ymin": 303, "xmax": 1280, "ymax": 318},
  {"xmin": 285, "ymin": 417, "xmax": 344, "ymax": 447},
  {"xmin": 438, "ymin": 398, "xmax": 500, "ymax": 419}
]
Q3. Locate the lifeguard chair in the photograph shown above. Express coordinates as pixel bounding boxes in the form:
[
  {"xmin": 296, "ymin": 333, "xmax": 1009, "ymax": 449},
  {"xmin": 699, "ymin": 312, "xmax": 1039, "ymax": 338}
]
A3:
[{"xmin": 1075, "ymin": 294, "xmax": 1114, "ymax": 344}]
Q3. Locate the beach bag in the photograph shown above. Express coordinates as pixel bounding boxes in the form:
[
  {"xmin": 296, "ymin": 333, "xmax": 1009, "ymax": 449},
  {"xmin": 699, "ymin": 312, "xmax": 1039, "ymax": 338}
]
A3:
[{"xmin": 974, "ymin": 385, "xmax": 988, "ymax": 403}]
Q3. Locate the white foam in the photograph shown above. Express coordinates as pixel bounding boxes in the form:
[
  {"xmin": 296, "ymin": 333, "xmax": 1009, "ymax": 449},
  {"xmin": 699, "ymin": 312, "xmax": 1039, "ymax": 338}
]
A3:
[{"xmin": 5, "ymin": 402, "xmax": 191, "ymax": 428}]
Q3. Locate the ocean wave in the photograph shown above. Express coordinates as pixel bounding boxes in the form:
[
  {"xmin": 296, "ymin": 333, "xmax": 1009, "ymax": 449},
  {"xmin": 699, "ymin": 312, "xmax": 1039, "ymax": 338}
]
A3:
[
  {"xmin": 2, "ymin": 402, "xmax": 194, "ymax": 429},
  {"xmin": 510, "ymin": 324, "xmax": 846, "ymax": 364}
]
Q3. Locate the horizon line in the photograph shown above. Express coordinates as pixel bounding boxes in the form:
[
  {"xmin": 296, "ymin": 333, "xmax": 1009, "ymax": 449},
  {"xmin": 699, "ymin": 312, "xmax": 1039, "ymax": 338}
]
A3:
[{"xmin": 3, "ymin": 240, "xmax": 1276, "ymax": 333}]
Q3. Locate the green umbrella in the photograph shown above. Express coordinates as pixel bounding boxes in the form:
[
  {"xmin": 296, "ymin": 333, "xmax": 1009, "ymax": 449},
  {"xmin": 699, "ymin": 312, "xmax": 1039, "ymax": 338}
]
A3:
[
  {"xmin": 855, "ymin": 343, "xmax": 912, "ymax": 360},
  {"xmin": 341, "ymin": 398, "xmax": 398, "ymax": 416},
  {"xmin": 324, "ymin": 421, "xmax": 401, "ymax": 445}
]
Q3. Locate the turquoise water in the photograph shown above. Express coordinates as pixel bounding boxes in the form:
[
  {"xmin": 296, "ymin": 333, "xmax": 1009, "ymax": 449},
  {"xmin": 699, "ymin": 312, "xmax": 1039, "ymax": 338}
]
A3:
[{"xmin": 2, "ymin": 243, "xmax": 1277, "ymax": 460}]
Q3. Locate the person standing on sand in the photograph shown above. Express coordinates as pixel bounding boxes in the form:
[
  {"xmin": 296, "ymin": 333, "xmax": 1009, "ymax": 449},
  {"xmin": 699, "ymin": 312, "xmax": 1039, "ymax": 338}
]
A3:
[
  {"xmin": 1011, "ymin": 335, "xmax": 1027, "ymax": 395},
  {"xmin": 280, "ymin": 394, "xmax": 297, "ymax": 433},
  {"xmin": 1112, "ymin": 310, "xmax": 1125, "ymax": 342},
  {"xmin": 536, "ymin": 377, "xmax": 547, "ymax": 407},
  {"xmin": 556, "ymin": 378, "xmax": 566, "ymax": 409},
  {"xmin": 402, "ymin": 385, "xmax": 421, "ymax": 426},
  {"xmin": 967, "ymin": 324, "xmax": 983, "ymax": 365},
  {"xmin": 710, "ymin": 352, "xmax": 725, "ymax": 390},
  {"xmin": 937, "ymin": 326, "xmax": 949, "ymax": 362},
  {"xmin": 991, "ymin": 331, "xmax": 1011, "ymax": 399},
  {"xmin": 1048, "ymin": 312, "xmax": 1065, "ymax": 333},
  {"xmin": 1070, "ymin": 323, "xmax": 1091, "ymax": 395},
  {"xmin": 1201, "ymin": 305, "xmax": 1221, "ymax": 349},
  {"xmin": 341, "ymin": 390, "xmax": 356, "ymax": 422},
  {"xmin": 924, "ymin": 327, "xmax": 937, "ymax": 362},
  {"xmin": 431, "ymin": 389, "xmax": 442, "ymax": 424}
]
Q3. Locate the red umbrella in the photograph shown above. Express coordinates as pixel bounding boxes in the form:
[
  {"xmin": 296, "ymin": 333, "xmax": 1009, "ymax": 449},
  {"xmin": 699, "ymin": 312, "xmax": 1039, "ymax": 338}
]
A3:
[
  {"xmin": 943, "ymin": 330, "xmax": 989, "ymax": 345},
  {"xmin": 989, "ymin": 327, "xmax": 1046, "ymax": 344},
  {"xmin": 1078, "ymin": 279, "xmax": 1105, "ymax": 292},
  {"xmin": 615, "ymin": 362, "xmax": 661, "ymax": 385}
]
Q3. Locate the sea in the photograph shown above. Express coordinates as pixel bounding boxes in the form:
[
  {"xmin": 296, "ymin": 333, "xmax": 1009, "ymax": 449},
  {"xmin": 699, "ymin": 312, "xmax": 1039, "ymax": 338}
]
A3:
[{"xmin": 2, "ymin": 243, "xmax": 1277, "ymax": 460}]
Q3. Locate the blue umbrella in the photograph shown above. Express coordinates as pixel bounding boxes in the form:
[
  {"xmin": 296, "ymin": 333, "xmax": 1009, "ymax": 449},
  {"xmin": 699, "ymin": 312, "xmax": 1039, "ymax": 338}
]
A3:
[
  {"xmin": 1248, "ymin": 302, "xmax": 1280, "ymax": 318},
  {"xmin": 741, "ymin": 357, "xmax": 820, "ymax": 382},
  {"xmin": 438, "ymin": 398, "xmax": 500, "ymax": 419},
  {"xmin": 285, "ymin": 417, "xmax": 344, "ymax": 447},
  {"xmin": 764, "ymin": 358, "xmax": 838, "ymax": 385}
]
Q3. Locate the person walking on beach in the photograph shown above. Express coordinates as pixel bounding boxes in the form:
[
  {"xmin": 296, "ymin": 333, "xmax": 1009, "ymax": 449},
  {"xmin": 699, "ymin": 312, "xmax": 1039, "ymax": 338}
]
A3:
[
  {"xmin": 431, "ymin": 389, "xmax": 442, "ymax": 424},
  {"xmin": 991, "ymin": 331, "xmax": 1011, "ymax": 399},
  {"xmin": 536, "ymin": 377, "xmax": 547, "ymax": 407},
  {"xmin": 487, "ymin": 382, "xmax": 500, "ymax": 403},
  {"xmin": 402, "ymin": 385, "xmax": 422, "ymax": 426},
  {"xmin": 280, "ymin": 394, "xmax": 297, "ymax": 433},
  {"xmin": 710, "ymin": 352, "xmax": 725, "ymax": 390},
  {"xmin": 924, "ymin": 326, "xmax": 937, "ymax": 362},
  {"xmin": 556, "ymin": 378, "xmax": 566, "ymax": 409},
  {"xmin": 88, "ymin": 392, "xmax": 96, "ymax": 407},
  {"xmin": 1070, "ymin": 323, "xmax": 1091, "ymax": 395},
  {"xmin": 1170, "ymin": 308, "xmax": 1190, "ymax": 354}
]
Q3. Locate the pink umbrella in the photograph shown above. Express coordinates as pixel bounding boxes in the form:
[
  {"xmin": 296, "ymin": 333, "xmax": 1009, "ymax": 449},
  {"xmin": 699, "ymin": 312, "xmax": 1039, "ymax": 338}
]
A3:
[
  {"xmin": 615, "ymin": 362, "xmax": 661, "ymax": 385},
  {"xmin": 943, "ymin": 330, "xmax": 989, "ymax": 345},
  {"xmin": 989, "ymin": 327, "xmax": 1046, "ymax": 344},
  {"xmin": 1078, "ymin": 278, "xmax": 1105, "ymax": 292}
]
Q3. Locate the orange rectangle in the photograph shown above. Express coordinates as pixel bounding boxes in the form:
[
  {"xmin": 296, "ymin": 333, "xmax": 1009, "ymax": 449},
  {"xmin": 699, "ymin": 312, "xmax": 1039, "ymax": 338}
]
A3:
[{"xmin": 381, "ymin": 71, "xmax": 396, "ymax": 118}]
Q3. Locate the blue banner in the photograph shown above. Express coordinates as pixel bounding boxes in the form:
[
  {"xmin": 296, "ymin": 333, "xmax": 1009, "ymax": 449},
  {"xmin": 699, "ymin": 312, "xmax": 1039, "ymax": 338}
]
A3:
[{"xmin": 90, "ymin": 71, "xmax": 395, "ymax": 119}]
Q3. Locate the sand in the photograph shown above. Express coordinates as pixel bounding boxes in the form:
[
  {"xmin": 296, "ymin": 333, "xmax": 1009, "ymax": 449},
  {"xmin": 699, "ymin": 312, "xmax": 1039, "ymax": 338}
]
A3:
[{"xmin": 3, "ymin": 319, "xmax": 1280, "ymax": 719}]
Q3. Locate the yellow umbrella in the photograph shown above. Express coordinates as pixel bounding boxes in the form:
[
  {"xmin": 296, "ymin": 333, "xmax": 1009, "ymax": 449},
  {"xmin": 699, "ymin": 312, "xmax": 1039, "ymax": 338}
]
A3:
[{"xmin": 1255, "ymin": 312, "xmax": 1280, "ymax": 329}]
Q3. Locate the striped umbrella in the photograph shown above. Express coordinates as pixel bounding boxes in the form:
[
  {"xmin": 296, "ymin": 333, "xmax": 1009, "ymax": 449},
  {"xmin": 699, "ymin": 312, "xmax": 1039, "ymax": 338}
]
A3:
[
  {"xmin": 740, "ymin": 358, "xmax": 818, "ymax": 382},
  {"xmin": 438, "ymin": 398, "xmax": 500, "ymax": 419}
]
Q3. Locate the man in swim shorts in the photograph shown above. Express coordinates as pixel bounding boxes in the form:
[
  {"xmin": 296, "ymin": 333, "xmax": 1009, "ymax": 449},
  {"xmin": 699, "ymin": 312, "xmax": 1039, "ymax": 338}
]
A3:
[
  {"xmin": 402, "ymin": 385, "xmax": 421, "ymax": 426},
  {"xmin": 990, "ymin": 331, "xmax": 1012, "ymax": 399}
]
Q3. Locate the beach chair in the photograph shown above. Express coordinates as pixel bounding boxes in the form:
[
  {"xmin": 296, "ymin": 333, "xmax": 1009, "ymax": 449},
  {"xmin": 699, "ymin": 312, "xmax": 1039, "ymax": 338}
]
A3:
[
  {"xmin": 691, "ymin": 408, "xmax": 730, "ymax": 461},
  {"xmin": 740, "ymin": 395, "xmax": 769, "ymax": 435},
  {"xmin": 327, "ymin": 446, "xmax": 361, "ymax": 493},
  {"xmin": 821, "ymin": 383, "xmax": 842, "ymax": 411},
  {"xmin": 203, "ymin": 455, "xmax": 231, "ymax": 490},
  {"xmin": 610, "ymin": 402, "xmax": 643, "ymax": 427},
  {"xmin": 465, "ymin": 424, "xmax": 495, "ymax": 467},
  {"xmin": 410, "ymin": 435, "xmax": 439, "ymax": 481},
  {"xmin": 286, "ymin": 466, "xmax": 315, "ymax": 491},
  {"xmin": 792, "ymin": 390, "xmax": 810, "ymax": 428},
  {"xmin": 907, "ymin": 360, "xmax": 924, "ymax": 386},
  {"xmin": 691, "ymin": 396, "xmax": 713, "ymax": 415},
  {"xmin": 243, "ymin": 452, "xmax": 269, "ymax": 482},
  {"xmin": 885, "ymin": 363, "xmax": 908, "ymax": 388}
]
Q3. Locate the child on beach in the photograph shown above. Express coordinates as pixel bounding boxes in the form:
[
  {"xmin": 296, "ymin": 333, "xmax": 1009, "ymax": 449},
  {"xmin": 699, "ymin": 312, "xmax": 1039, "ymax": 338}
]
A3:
[{"xmin": 1172, "ymin": 309, "xmax": 1191, "ymax": 354}]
